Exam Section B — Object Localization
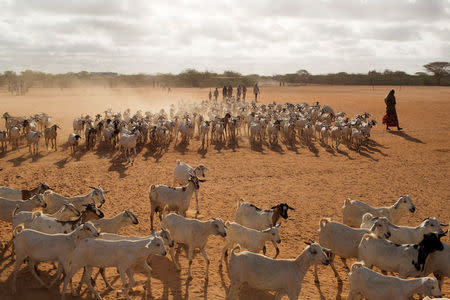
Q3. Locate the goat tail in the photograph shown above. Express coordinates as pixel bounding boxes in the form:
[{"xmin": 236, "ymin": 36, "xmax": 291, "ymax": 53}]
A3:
[
  {"xmin": 320, "ymin": 218, "xmax": 330, "ymax": 229},
  {"xmin": 13, "ymin": 224, "xmax": 25, "ymax": 238},
  {"xmin": 361, "ymin": 233, "xmax": 376, "ymax": 241},
  {"xmin": 231, "ymin": 245, "xmax": 240, "ymax": 257},
  {"xmin": 236, "ymin": 198, "xmax": 244, "ymax": 208},
  {"xmin": 351, "ymin": 262, "xmax": 364, "ymax": 271},
  {"xmin": 343, "ymin": 198, "xmax": 351, "ymax": 207},
  {"xmin": 176, "ymin": 159, "xmax": 181, "ymax": 165},
  {"xmin": 161, "ymin": 204, "xmax": 170, "ymax": 218},
  {"xmin": 12, "ymin": 204, "xmax": 20, "ymax": 219},
  {"xmin": 361, "ymin": 212, "xmax": 374, "ymax": 224}
]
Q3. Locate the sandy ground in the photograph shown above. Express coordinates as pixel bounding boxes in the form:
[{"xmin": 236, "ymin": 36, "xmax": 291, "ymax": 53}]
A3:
[{"xmin": 0, "ymin": 85, "xmax": 449, "ymax": 300}]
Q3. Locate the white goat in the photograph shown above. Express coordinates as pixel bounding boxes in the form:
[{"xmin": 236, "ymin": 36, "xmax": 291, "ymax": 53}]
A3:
[
  {"xmin": 12, "ymin": 203, "xmax": 82, "ymax": 230},
  {"xmin": 42, "ymin": 186, "xmax": 108, "ymax": 214},
  {"xmin": 315, "ymin": 217, "xmax": 391, "ymax": 282},
  {"xmin": 90, "ymin": 228, "xmax": 174, "ymax": 291},
  {"xmin": 173, "ymin": 160, "xmax": 207, "ymax": 185},
  {"xmin": 149, "ymin": 173, "xmax": 203, "ymax": 229},
  {"xmin": 62, "ymin": 233, "xmax": 166, "ymax": 300},
  {"xmin": 249, "ymin": 122, "xmax": 262, "ymax": 144},
  {"xmin": 227, "ymin": 242, "xmax": 330, "ymax": 300},
  {"xmin": 119, "ymin": 130, "xmax": 141, "ymax": 162},
  {"xmin": 320, "ymin": 123, "xmax": 330, "ymax": 145},
  {"xmin": 0, "ymin": 194, "xmax": 47, "ymax": 222},
  {"xmin": 15, "ymin": 203, "xmax": 103, "ymax": 234},
  {"xmin": 9, "ymin": 126, "xmax": 21, "ymax": 150},
  {"xmin": 330, "ymin": 124, "xmax": 342, "ymax": 149},
  {"xmin": 303, "ymin": 123, "xmax": 314, "ymax": 144},
  {"xmin": 235, "ymin": 200, "xmax": 294, "ymax": 231},
  {"xmin": 161, "ymin": 213, "xmax": 227, "ymax": 279},
  {"xmin": 92, "ymin": 210, "xmax": 138, "ymax": 233},
  {"xmin": 27, "ymin": 131, "xmax": 42, "ymax": 155},
  {"xmin": 199, "ymin": 120, "xmax": 211, "ymax": 148},
  {"xmin": 358, "ymin": 232, "xmax": 445, "ymax": 278},
  {"xmin": 68, "ymin": 133, "xmax": 82, "ymax": 154},
  {"xmin": 348, "ymin": 262, "xmax": 442, "ymax": 300},
  {"xmin": 351, "ymin": 127, "xmax": 363, "ymax": 151},
  {"xmin": 423, "ymin": 241, "xmax": 450, "ymax": 289},
  {"xmin": 11, "ymin": 222, "xmax": 99, "ymax": 295},
  {"xmin": 342, "ymin": 195, "xmax": 415, "ymax": 227},
  {"xmin": 234, "ymin": 200, "xmax": 294, "ymax": 256},
  {"xmin": 0, "ymin": 182, "xmax": 51, "ymax": 200},
  {"xmin": 220, "ymin": 222, "xmax": 281, "ymax": 266},
  {"xmin": 361, "ymin": 213, "xmax": 447, "ymax": 244}
]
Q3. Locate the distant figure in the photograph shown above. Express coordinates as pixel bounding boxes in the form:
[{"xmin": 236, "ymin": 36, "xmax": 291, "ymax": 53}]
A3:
[
  {"xmin": 214, "ymin": 88, "xmax": 219, "ymax": 101},
  {"xmin": 236, "ymin": 85, "xmax": 241, "ymax": 101},
  {"xmin": 208, "ymin": 89, "xmax": 212, "ymax": 101},
  {"xmin": 253, "ymin": 83, "xmax": 260, "ymax": 102},
  {"xmin": 242, "ymin": 85, "xmax": 247, "ymax": 100},
  {"xmin": 382, "ymin": 89, "xmax": 402, "ymax": 131},
  {"xmin": 222, "ymin": 86, "xmax": 227, "ymax": 101},
  {"xmin": 228, "ymin": 85, "xmax": 233, "ymax": 98}
]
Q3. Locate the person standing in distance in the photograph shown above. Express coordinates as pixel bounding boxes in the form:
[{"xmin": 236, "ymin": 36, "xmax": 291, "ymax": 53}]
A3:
[
  {"xmin": 214, "ymin": 87, "xmax": 219, "ymax": 102},
  {"xmin": 382, "ymin": 89, "xmax": 402, "ymax": 131},
  {"xmin": 253, "ymin": 83, "xmax": 260, "ymax": 102}
]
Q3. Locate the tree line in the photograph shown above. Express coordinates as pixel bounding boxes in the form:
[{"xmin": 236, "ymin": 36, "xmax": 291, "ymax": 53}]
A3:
[{"xmin": 0, "ymin": 62, "xmax": 448, "ymax": 89}]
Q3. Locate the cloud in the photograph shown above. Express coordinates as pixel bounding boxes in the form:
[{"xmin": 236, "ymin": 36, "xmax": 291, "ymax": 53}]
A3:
[{"xmin": 0, "ymin": 0, "xmax": 448, "ymax": 75}]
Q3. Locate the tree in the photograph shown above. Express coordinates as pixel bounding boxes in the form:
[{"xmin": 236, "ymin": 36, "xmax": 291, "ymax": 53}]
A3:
[
  {"xmin": 368, "ymin": 70, "xmax": 378, "ymax": 89},
  {"xmin": 296, "ymin": 69, "xmax": 310, "ymax": 84},
  {"xmin": 423, "ymin": 62, "xmax": 449, "ymax": 85}
]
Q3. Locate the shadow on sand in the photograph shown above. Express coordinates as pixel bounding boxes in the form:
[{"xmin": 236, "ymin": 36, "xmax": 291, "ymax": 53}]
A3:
[{"xmin": 388, "ymin": 130, "xmax": 425, "ymax": 144}]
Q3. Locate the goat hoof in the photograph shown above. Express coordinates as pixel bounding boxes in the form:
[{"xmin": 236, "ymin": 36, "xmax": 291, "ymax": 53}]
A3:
[
  {"xmin": 187, "ymin": 275, "xmax": 193, "ymax": 281},
  {"xmin": 314, "ymin": 279, "xmax": 319, "ymax": 284}
]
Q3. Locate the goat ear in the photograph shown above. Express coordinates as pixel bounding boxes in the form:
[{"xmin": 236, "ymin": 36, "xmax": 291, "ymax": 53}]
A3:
[
  {"xmin": 438, "ymin": 229, "xmax": 448, "ymax": 238},
  {"xmin": 89, "ymin": 186, "xmax": 96, "ymax": 189},
  {"xmin": 393, "ymin": 200, "xmax": 400, "ymax": 209},
  {"xmin": 369, "ymin": 222, "xmax": 377, "ymax": 232},
  {"xmin": 275, "ymin": 223, "xmax": 281, "ymax": 228},
  {"xmin": 287, "ymin": 205, "xmax": 295, "ymax": 210},
  {"xmin": 304, "ymin": 241, "xmax": 311, "ymax": 246},
  {"xmin": 440, "ymin": 222, "xmax": 448, "ymax": 227},
  {"xmin": 271, "ymin": 205, "xmax": 278, "ymax": 209},
  {"xmin": 103, "ymin": 190, "xmax": 110, "ymax": 193},
  {"xmin": 198, "ymin": 179, "xmax": 206, "ymax": 182}
]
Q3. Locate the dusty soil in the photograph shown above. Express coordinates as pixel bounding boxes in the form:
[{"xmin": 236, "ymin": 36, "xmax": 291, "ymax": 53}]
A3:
[{"xmin": 0, "ymin": 85, "xmax": 449, "ymax": 300}]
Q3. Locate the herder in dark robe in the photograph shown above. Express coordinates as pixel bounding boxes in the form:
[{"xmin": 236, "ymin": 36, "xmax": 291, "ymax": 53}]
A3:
[{"xmin": 382, "ymin": 89, "xmax": 402, "ymax": 131}]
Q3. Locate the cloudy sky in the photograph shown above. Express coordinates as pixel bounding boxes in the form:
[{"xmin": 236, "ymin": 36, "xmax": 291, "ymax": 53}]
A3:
[{"xmin": 0, "ymin": 0, "xmax": 448, "ymax": 75}]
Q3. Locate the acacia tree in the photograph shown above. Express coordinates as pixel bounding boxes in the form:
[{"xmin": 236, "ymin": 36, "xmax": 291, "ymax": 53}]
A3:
[{"xmin": 423, "ymin": 62, "xmax": 449, "ymax": 85}]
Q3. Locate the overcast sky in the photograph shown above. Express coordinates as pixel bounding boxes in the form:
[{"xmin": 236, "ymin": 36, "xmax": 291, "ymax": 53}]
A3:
[{"xmin": 0, "ymin": 0, "xmax": 448, "ymax": 75}]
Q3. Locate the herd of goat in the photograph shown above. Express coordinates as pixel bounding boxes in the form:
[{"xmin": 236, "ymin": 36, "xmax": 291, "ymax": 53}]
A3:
[
  {"xmin": 0, "ymin": 160, "xmax": 448, "ymax": 300},
  {"xmin": 1, "ymin": 98, "xmax": 378, "ymax": 160}
]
